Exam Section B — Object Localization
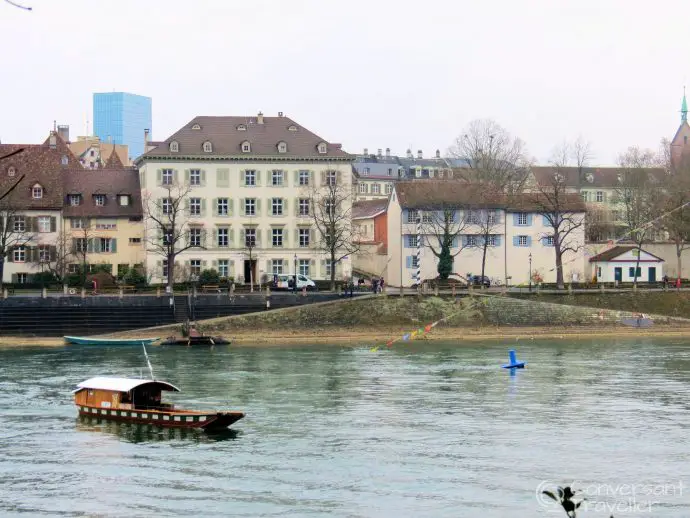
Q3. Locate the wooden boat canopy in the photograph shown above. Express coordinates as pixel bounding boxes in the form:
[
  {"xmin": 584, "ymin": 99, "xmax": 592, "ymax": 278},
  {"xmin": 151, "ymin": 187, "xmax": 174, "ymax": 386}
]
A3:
[{"xmin": 73, "ymin": 376, "xmax": 180, "ymax": 394}]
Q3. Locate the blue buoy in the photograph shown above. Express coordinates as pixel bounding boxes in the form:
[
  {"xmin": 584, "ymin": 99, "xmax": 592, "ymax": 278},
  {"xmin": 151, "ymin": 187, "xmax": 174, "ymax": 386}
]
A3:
[{"xmin": 501, "ymin": 349, "xmax": 526, "ymax": 369}]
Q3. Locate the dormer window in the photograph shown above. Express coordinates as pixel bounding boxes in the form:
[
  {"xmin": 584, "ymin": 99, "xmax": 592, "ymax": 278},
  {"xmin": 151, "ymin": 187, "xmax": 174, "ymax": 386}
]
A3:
[
  {"xmin": 237, "ymin": 124, "xmax": 247, "ymax": 131},
  {"xmin": 191, "ymin": 123, "xmax": 201, "ymax": 130},
  {"xmin": 241, "ymin": 141, "xmax": 251, "ymax": 153},
  {"xmin": 94, "ymin": 194, "xmax": 106, "ymax": 206},
  {"xmin": 170, "ymin": 141, "xmax": 179, "ymax": 153},
  {"xmin": 118, "ymin": 194, "xmax": 130, "ymax": 206},
  {"xmin": 203, "ymin": 141, "xmax": 213, "ymax": 153},
  {"xmin": 61, "ymin": 155, "xmax": 69, "ymax": 166},
  {"xmin": 277, "ymin": 141, "xmax": 287, "ymax": 153},
  {"xmin": 32, "ymin": 184, "xmax": 43, "ymax": 199},
  {"xmin": 317, "ymin": 142, "xmax": 327, "ymax": 154},
  {"xmin": 69, "ymin": 194, "xmax": 81, "ymax": 206},
  {"xmin": 585, "ymin": 173, "xmax": 594, "ymax": 183},
  {"xmin": 7, "ymin": 167, "xmax": 15, "ymax": 177},
  {"xmin": 288, "ymin": 125, "xmax": 298, "ymax": 131}
]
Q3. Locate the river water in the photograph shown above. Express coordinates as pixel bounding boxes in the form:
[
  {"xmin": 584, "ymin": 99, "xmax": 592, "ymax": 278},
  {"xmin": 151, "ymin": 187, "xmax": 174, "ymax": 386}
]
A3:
[{"xmin": 1, "ymin": 339, "xmax": 689, "ymax": 517}]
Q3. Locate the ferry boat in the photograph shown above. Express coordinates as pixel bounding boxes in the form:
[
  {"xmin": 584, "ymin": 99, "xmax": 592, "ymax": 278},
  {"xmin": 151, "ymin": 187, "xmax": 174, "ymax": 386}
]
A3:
[{"xmin": 73, "ymin": 376, "xmax": 244, "ymax": 430}]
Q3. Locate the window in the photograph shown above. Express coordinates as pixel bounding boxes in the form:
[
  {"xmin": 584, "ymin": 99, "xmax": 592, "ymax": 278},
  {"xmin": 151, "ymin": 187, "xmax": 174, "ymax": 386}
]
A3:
[
  {"xmin": 358, "ymin": 183, "xmax": 367, "ymax": 194},
  {"xmin": 318, "ymin": 142, "xmax": 327, "ymax": 154},
  {"xmin": 277, "ymin": 142, "xmax": 287, "ymax": 153},
  {"xmin": 386, "ymin": 184, "xmax": 393, "ymax": 194},
  {"xmin": 32, "ymin": 185, "xmax": 43, "ymax": 199},
  {"xmin": 119, "ymin": 195, "xmax": 130, "ymax": 206},
  {"xmin": 95, "ymin": 223, "xmax": 116, "ymax": 230},
  {"xmin": 13, "ymin": 216, "xmax": 24, "ymax": 232},
  {"xmin": 217, "ymin": 198, "xmax": 228, "ymax": 216},
  {"xmin": 299, "ymin": 198, "xmax": 309, "ymax": 216},
  {"xmin": 299, "ymin": 170, "xmax": 310, "ymax": 186},
  {"xmin": 169, "ymin": 141, "xmax": 179, "ymax": 153},
  {"xmin": 37, "ymin": 245, "xmax": 50, "ymax": 262},
  {"xmin": 372, "ymin": 184, "xmax": 381, "ymax": 194},
  {"xmin": 61, "ymin": 155, "xmax": 69, "ymax": 166},
  {"xmin": 162, "ymin": 229, "xmax": 173, "ymax": 246},
  {"xmin": 517, "ymin": 213, "xmax": 527, "ymax": 225},
  {"xmin": 299, "ymin": 259, "xmax": 310, "ymax": 276},
  {"xmin": 325, "ymin": 199, "xmax": 335, "ymax": 217},
  {"xmin": 162, "ymin": 169, "xmax": 174, "ymax": 185},
  {"xmin": 99, "ymin": 238, "xmax": 113, "ymax": 253},
  {"xmin": 71, "ymin": 218, "xmax": 85, "ymax": 229},
  {"xmin": 596, "ymin": 191, "xmax": 604, "ymax": 202},
  {"xmin": 69, "ymin": 194, "xmax": 80, "ymax": 206},
  {"xmin": 361, "ymin": 168, "xmax": 370, "ymax": 176},
  {"xmin": 203, "ymin": 141, "xmax": 213, "ymax": 153},
  {"xmin": 162, "ymin": 260, "xmax": 169, "ymax": 278},
  {"xmin": 487, "ymin": 211, "xmax": 498, "ymax": 225},
  {"xmin": 13, "ymin": 246, "xmax": 25, "ymax": 262},
  {"xmin": 217, "ymin": 227, "xmax": 228, "ymax": 247},
  {"xmin": 387, "ymin": 168, "xmax": 393, "ymax": 176},
  {"xmin": 325, "ymin": 260, "xmax": 333, "ymax": 278},
  {"xmin": 191, "ymin": 123, "xmax": 201, "ymax": 130},
  {"xmin": 238, "ymin": 125, "xmax": 247, "ymax": 131},
  {"xmin": 518, "ymin": 235, "xmax": 528, "ymax": 246},
  {"xmin": 271, "ymin": 198, "xmax": 283, "ymax": 216},
  {"xmin": 407, "ymin": 235, "xmax": 418, "ymax": 247},
  {"xmin": 288, "ymin": 125, "xmax": 298, "ymax": 132},
  {"xmin": 245, "ymin": 228, "xmax": 256, "ymax": 247},
  {"xmin": 271, "ymin": 259, "xmax": 284, "ymax": 274},
  {"xmin": 272, "ymin": 170, "xmax": 284, "ymax": 186},
  {"xmin": 162, "ymin": 198, "xmax": 173, "ymax": 214},
  {"xmin": 545, "ymin": 236, "xmax": 554, "ymax": 246},
  {"xmin": 299, "ymin": 228, "xmax": 310, "ymax": 247},
  {"xmin": 95, "ymin": 195, "xmax": 106, "ymax": 206},
  {"xmin": 245, "ymin": 170, "xmax": 256, "ymax": 186},
  {"xmin": 129, "ymin": 237, "xmax": 141, "ymax": 245},
  {"xmin": 189, "ymin": 228, "xmax": 202, "ymax": 247},
  {"xmin": 8, "ymin": 166, "xmax": 16, "ymax": 177},
  {"xmin": 190, "ymin": 169, "xmax": 201, "ymax": 185},
  {"xmin": 16, "ymin": 272, "xmax": 27, "ymax": 283},
  {"xmin": 38, "ymin": 216, "xmax": 51, "ymax": 233},
  {"xmin": 410, "ymin": 256, "xmax": 419, "ymax": 268},
  {"xmin": 218, "ymin": 259, "xmax": 229, "ymax": 278},
  {"xmin": 325, "ymin": 171, "xmax": 337, "ymax": 186},
  {"xmin": 241, "ymin": 141, "xmax": 251, "ymax": 152},
  {"xmin": 487, "ymin": 235, "xmax": 498, "ymax": 246},
  {"xmin": 74, "ymin": 238, "xmax": 87, "ymax": 253},
  {"xmin": 190, "ymin": 260, "xmax": 201, "ymax": 277},
  {"xmin": 190, "ymin": 198, "xmax": 201, "ymax": 216},
  {"xmin": 421, "ymin": 211, "xmax": 433, "ymax": 224},
  {"xmin": 407, "ymin": 209, "xmax": 419, "ymax": 224},
  {"xmin": 581, "ymin": 191, "xmax": 589, "ymax": 202},
  {"xmin": 272, "ymin": 228, "xmax": 283, "ymax": 247},
  {"xmin": 245, "ymin": 198, "xmax": 256, "ymax": 216},
  {"xmin": 629, "ymin": 266, "xmax": 642, "ymax": 277}
]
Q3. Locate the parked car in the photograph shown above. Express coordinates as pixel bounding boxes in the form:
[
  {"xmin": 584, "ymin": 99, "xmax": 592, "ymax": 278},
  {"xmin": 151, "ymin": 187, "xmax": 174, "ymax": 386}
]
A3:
[
  {"xmin": 468, "ymin": 275, "xmax": 491, "ymax": 287},
  {"xmin": 272, "ymin": 274, "xmax": 317, "ymax": 291}
]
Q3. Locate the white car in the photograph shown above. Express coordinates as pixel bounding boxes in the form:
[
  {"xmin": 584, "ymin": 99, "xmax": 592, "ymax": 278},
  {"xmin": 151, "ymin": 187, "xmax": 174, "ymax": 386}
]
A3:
[{"xmin": 272, "ymin": 274, "xmax": 317, "ymax": 291}]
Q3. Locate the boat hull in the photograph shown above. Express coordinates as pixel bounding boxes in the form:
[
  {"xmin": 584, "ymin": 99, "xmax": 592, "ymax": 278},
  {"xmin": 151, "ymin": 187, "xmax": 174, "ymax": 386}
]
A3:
[
  {"xmin": 77, "ymin": 405, "xmax": 244, "ymax": 430},
  {"xmin": 65, "ymin": 336, "xmax": 159, "ymax": 346}
]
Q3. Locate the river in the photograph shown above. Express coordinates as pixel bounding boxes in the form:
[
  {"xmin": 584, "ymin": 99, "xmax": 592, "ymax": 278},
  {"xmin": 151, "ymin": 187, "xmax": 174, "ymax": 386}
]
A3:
[{"xmin": 0, "ymin": 338, "xmax": 689, "ymax": 517}]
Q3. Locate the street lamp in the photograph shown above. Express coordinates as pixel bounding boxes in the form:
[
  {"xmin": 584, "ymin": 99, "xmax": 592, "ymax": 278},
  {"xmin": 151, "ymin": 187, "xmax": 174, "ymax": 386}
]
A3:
[
  {"xmin": 293, "ymin": 253, "xmax": 298, "ymax": 291},
  {"xmin": 528, "ymin": 252, "xmax": 532, "ymax": 292}
]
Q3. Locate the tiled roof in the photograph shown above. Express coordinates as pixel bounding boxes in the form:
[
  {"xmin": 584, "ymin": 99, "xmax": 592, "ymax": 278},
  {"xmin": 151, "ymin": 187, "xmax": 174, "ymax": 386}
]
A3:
[
  {"xmin": 68, "ymin": 139, "xmax": 129, "ymax": 166},
  {"xmin": 0, "ymin": 139, "xmax": 79, "ymax": 210},
  {"xmin": 141, "ymin": 114, "xmax": 350, "ymax": 160},
  {"xmin": 531, "ymin": 166, "xmax": 667, "ymax": 189},
  {"xmin": 103, "ymin": 149, "xmax": 125, "ymax": 169},
  {"xmin": 62, "ymin": 167, "xmax": 143, "ymax": 218},
  {"xmin": 588, "ymin": 245, "xmax": 664, "ymax": 263},
  {"xmin": 353, "ymin": 199, "xmax": 388, "ymax": 219},
  {"xmin": 395, "ymin": 180, "xmax": 586, "ymax": 212}
]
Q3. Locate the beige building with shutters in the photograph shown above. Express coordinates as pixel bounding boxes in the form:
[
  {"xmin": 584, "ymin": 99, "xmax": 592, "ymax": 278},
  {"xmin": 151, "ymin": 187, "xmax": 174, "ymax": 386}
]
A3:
[{"xmin": 137, "ymin": 112, "xmax": 354, "ymax": 285}]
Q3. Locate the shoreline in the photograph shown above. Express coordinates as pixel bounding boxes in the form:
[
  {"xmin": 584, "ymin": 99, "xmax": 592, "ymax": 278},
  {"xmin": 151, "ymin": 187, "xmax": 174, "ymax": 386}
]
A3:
[{"xmin": 2, "ymin": 325, "xmax": 690, "ymax": 348}]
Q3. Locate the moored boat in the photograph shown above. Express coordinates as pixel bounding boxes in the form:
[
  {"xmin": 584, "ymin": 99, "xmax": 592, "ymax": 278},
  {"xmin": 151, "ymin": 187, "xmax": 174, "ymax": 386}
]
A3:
[
  {"xmin": 73, "ymin": 376, "xmax": 244, "ymax": 430},
  {"xmin": 64, "ymin": 336, "xmax": 159, "ymax": 346}
]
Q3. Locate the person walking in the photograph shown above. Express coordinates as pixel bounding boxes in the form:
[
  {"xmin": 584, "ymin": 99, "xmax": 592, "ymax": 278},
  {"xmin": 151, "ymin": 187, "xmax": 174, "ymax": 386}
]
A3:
[{"xmin": 379, "ymin": 277, "xmax": 385, "ymax": 294}]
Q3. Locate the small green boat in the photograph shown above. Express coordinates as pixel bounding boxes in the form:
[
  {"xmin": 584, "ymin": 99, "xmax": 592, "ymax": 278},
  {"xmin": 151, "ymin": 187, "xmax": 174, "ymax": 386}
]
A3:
[{"xmin": 64, "ymin": 336, "xmax": 159, "ymax": 346}]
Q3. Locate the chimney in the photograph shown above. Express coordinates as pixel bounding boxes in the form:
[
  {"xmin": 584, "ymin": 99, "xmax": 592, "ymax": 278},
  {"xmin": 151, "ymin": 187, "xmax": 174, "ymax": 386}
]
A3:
[
  {"xmin": 49, "ymin": 132, "xmax": 57, "ymax": 149},
  {"xmin": 385, "ymin": 147, "xmax": 390, "ymax": 157},
  {"xmin": 417, "ymin": 149, "xmax": 423, "ymax": 159},
  {"xmin": 406, "ymin": 148, "xmax": 412, "ymax": 159},
  {"xmin": 278, "ymin": 111, "xmax": 284, "ymax": 117},
  {"xmin": 377, "ymin": 148, "xmax": 382, "ymax": 158},
  {"xmin": 57, "ymin": 125, "xmax": 70, "ymax": 143},
  {"xmin": 435, "ymin": 149, "xmax": 440, "ymax": 158},
  {"xmin": 363, "ymin": 148, "xmax": 368, "ymax": 155},
  {"xmin": 144, "ymin": 128, "xmax": 150, "ymax": 150},
  {"xmin": 257, "ymin": 111, "xmax": 264, "ymax": 124}
]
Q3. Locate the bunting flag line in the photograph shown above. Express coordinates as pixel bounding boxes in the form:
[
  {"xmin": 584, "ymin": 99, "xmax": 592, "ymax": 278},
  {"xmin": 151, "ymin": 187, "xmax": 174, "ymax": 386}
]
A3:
[{"xmin": 369, "ymin": 319, "xmax": 442, "ymax": 352}]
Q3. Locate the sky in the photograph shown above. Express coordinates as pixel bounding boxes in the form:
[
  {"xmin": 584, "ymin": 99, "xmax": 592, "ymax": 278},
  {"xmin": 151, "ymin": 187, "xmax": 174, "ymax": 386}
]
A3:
[{"xmin": 0, "ymin": 0, "xmax": 687, "ymax": 165}]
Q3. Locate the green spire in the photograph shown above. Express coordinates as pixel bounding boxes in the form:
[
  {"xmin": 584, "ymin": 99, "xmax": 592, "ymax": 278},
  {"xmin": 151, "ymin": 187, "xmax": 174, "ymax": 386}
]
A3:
[{"xmin": 682, "ymin": 87, "xmax": 688, "ymax": 123}]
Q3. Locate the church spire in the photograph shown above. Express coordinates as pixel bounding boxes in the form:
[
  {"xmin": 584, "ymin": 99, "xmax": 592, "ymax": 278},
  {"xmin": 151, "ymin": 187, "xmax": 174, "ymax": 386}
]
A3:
[{"xmin": 682, "ymin": 87, "xmax": 688, "ymax": 123}]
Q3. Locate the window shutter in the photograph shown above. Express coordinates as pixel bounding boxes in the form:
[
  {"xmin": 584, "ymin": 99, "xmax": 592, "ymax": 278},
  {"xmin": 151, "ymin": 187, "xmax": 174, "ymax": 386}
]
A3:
[
  {"xmin": 309, "ymin": 171, "xmax": 314, "ymax": 185},
  {"xmin": 213, "ymin": 229, "xmax": 218, "ymax": 247},
  {"xmin": 462, "ymin": 235, "xmax": 468, "ymax": 247},
  {"xmin": 50, "ymin": 246, "xmax": 57, "ymax": 261},
  {"xmin": 201, "ymin": 170, "xmax": 206, "ymax": 185},
  {"xmin": 452, "ymin": 236, "xmax": 458, "ymax": 248},
  {"xmin": 240, "ymin": 198, "xmax": 245, "ymax": 216},
  {"xmin": 265, "ymin": 260, "xmax": 271, "ymax": 274},
  {"xmin": 255, "ymin": 170, "xmax": 261, "ymax": 186},
  {"xmin": 283, "ymin": 198, "xmax": 288, "ymax": 215},
  {"xmin": 140, "ymin": 171, "xmax": 147, "ymax": 189},
  {"xmin": 173, "ymin": 170, "xmax": 179, "ymax": 183},
  {"xmin": 241, "ymin": 170, "xmax": 246, "ymax": 186},
  {"xmin": 526, "ymin": 236, "xmax": 532, "ymax": 247},
  {"xmin": 111, "ymin": 239, "xmax": 117, "ymax": 253},
  {"xmin": 228, "ymin": 199, "xmax": 234, "ymax": 216},
  {"xmin": 255, "ymin": 229, "xmax": 262, "ymax": 247},
  {"xmin": 185, "ymin": 169, "xmax": 190, "ymax": 184},
  {"xmin": 496, "ymin": 235, "xmax": 502, "ymax": 246},
  {"xmin": 513, "ymin": 236, "xmax": 520, "ymax": 246},
  {"xmin": 336, "ymin": 171, "xmax": 342, "ymax": 185},
  {"xmin": 11, "ymin": 274, "xmax": 17, "ymax": 283},
  {"xmin": 542, "ymin": 215, "xmax": 549, "ymax": 226},
  {"xmin": 406, "ymin": 256, "xmax": 412, "ymax": 268},
  {"xmin": 294, "ymin": 229, "xmax": 299, "ymax": 247},
  {"xmin": 240, "ymin": 229, "xmax": 245, "ymax": 246},
  {"xmin": 201, "ymin": 199, "xmax": 207, "ymax": 217},
  {"xmin": 229, "ymin": 260, "xmax": 235, "ymax": 276},
  {"xmin": 212, "ymin": 198, "xmax": 218, "ymax": 216},
  {"xmin": 228, "ymin": 229, "xmax": 234, "ymax": 246},
  {"xmin": 87, "ymin": 238, "xmax": 95, "ymax": 253},
  {"xmin": 513, "ymin": 214, "xmax": 519, "ymax": 226},
  {"xmin": 184, "ymin": 199, "xmax": 190, "ymax": 215},
  {"xmin": 201, "ymin": 229, "xmax": 207, "ymax": 248},
  {"xmin": 527, "ymin": 214, "xmax": 533, "ymax": 226},
  {"xmin": 256, "ymin": 199, "xmax": 262, "ymax": 215},
  {"xmin": 212, "ymin": 260, "xmax": 218, "ymax": 269},
  {"xmin": 294, "ymin": 170, "xmax": 299, "ymax": 185},
  {"xmin": 157, "ymin": 169, "xmax": 162, "ymax": 185},
  {"xmin": 7, "ymin": 247, "xmax": 13, "ymax": 262},
  {"xmin": 50, "ymin": 217, "xmax": 57, "ymax": 232},
  {"xmin": 321, "ymin": 171, "xmax": 326, "ymax": 185},
  {"xmin": 310, "ymin": 229, "xmax": 315, "ymax": 246}
]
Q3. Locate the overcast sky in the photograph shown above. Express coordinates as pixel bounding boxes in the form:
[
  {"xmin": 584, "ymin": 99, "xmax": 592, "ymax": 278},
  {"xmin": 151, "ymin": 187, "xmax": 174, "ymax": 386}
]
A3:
[{"xmin": 1, "ymin": 0, "xmax": 686, "ymax": 165}]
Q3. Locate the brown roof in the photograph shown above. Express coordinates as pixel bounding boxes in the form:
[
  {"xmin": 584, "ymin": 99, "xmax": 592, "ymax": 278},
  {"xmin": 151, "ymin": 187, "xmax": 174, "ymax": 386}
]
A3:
[
  {"xmin": 103, "ymin": 149, "xmax": 125, "ymax": 169},
  {"xmin": 68, "ymin": 139, "xmax": 129, "ymax": 166},
  {"xmin": 531, "ymin": 166, "xmax": 667, "ymax": 189},
  {"xmin": 353, "ymin": 199, "xmax": 388, "ymax": 219},
  {"xmin": 588, "ymin": 245, "xmax": 665, "ymax": 263},
  {"xmin": 141, "ymin": 114, "xmax": 351, "ymax": 160},
  {"xmin": 395, "ymin": 180, "xmax": 586, "ymax": 212},
  {"xmin": 62, "ymin": 167, "xmax": 143, "ymax": 218},
  {"xmin": 0, "ymin": 139, "xmax": 80, "ymax": 210}
]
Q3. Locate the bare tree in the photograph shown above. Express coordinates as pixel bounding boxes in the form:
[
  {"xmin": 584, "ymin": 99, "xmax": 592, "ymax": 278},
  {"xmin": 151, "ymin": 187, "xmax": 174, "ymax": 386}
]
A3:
[
  {"xmin": 71, "ymin": 219, "xmax": 95, "ymax": 286},
  {"xmin": 615, "ymin": 146, "xmax": 663, "ymax": 287},
  {"xmin": 448, "ymin": 119, "xmax": 531, "ymax": 194},
  {"xmin": 419, "ymin": 206, "xmax": 469, "ymax": 281},
  {"xmin": 0, "ymin": 199, "xmax": 35, "ymax": 288},
  {"xmin": 585, "ymin": 206, "xmax": 616, "ymax": 243},
  {"xmin": 309, "ymin": 169, "xmax": 360, "ymax": 290},
  {"xmin": 659, "ymin": 139, "xmax": 690, "ymax": 280},
  {"xmin": 34, "ymin": 229, "xmax": 71, "ymax": 283},
  {"xmin": 463, "ymin": 207, "xmax": 502, "ymax": 282},
  {"xmin": 241, "ymin": 217, "xmax": 257, "ymax": 292},
  {"xmin": 572, "ymin": 135, "xmax": 593, "ymax": 180},
  {"xmin": 528, "ymin": 146, "xmax": 586, "ymax": 289},
  {"xmin": 144, "ymin": 182, "xmax": 200, "ymax": 291}
]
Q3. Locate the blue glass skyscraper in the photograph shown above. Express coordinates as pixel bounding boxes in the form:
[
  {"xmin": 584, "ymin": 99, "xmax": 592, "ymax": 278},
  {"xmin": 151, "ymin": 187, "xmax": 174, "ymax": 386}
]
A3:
[{"xmin": 93, "ymin": 92, "xmax": 152, "ymax": 160}]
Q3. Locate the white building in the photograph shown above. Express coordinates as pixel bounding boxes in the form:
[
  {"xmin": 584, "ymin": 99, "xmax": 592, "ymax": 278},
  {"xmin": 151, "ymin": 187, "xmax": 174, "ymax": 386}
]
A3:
[
  {"xmin": 589, "ymin": 246, "xmax": 664, "ymax": 283},
  {"xmin": 136, "ymin": 112, "xmax": 354, "ymax": 285}
]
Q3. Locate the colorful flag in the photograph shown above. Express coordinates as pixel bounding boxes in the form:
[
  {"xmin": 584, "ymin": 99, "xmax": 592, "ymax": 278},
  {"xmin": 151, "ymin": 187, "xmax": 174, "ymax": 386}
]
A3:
[{"xmin": 402, "ymin": 333, "xmax": 411, "ymax": 341}]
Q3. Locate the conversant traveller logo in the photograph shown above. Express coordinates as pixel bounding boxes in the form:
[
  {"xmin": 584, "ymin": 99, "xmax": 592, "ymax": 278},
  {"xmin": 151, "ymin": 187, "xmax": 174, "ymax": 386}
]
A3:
[{"xmin": 536, "ymin": 480, "xmax": 684, "ymax": 515}]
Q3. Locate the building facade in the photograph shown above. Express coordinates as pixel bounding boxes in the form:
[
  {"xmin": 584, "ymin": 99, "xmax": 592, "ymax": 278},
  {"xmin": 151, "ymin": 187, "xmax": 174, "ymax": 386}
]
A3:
[
  {"xmin": 136, "ymin": 112, "xmax": 354, "ymax": 285},
  {"xmin": 589, "ymin": 246, "xmax": 664, "ymax": 283},
  {"xmin": 68, "ymin": 135, "xmax": 130, "ymax": 169},
  {"xmin": 93, "ymin": 92, "xmax": 152, "ymax": 161}
]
